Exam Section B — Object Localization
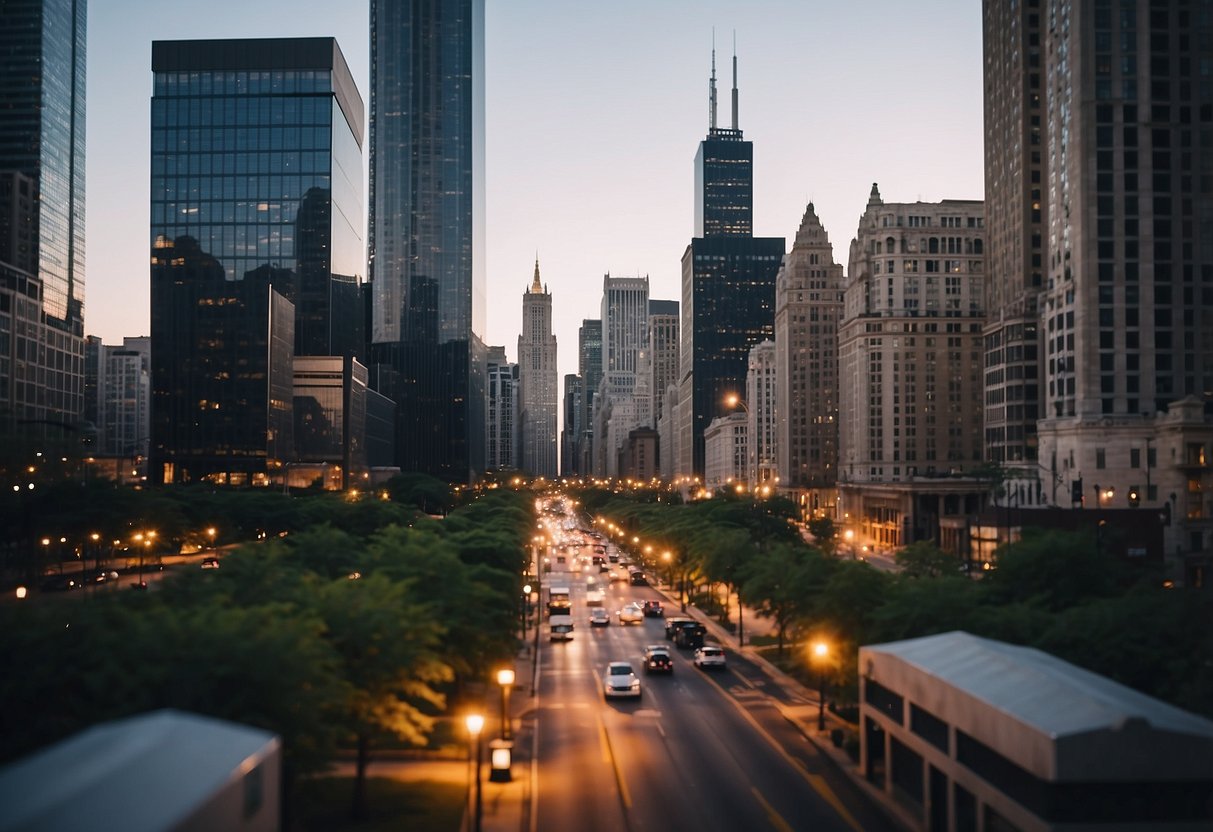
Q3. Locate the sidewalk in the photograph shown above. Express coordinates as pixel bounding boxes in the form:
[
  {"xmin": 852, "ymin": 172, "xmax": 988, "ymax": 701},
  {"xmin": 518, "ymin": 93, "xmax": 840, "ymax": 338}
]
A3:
[{"xmin": 472, "ymin": 633, "xmax": 536, "ymax": 832}]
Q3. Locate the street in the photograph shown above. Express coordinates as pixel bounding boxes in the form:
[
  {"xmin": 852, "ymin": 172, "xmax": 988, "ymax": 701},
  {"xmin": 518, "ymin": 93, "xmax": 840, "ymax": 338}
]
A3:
[{"xmin": 526, "ymin": 572, "xmax": 898, "ymax": 832}]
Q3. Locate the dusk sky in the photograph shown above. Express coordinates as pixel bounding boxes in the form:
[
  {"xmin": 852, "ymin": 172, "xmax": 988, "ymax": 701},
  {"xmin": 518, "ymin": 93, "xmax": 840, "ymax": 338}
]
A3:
[{"xmin": 87, "ymin": 0, "xmax": 983, "ymax": 387}]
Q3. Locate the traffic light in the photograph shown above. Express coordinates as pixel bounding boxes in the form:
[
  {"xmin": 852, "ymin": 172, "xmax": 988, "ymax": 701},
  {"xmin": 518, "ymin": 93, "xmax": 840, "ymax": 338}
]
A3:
[{"xmin": 1071, "ymin": 478, "xmax": 1083, "ymax": 504}]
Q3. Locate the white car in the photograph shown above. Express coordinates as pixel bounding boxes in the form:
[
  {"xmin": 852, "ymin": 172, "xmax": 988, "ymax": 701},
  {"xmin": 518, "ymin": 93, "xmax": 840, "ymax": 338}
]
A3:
[
  {"xmin": 603, "ymin": 661, "xmax": 642, "ymax": 698},
  {"xmin": 693, "ymin": 645, "xmax": 727, "ymax": 670},
  {"xmin": 617, "ymin": 603, "xmax": 644, "ymax": 624},
  {"xmin": 589, "ymin": 608, "xmax": 610, "ymax": 627}
]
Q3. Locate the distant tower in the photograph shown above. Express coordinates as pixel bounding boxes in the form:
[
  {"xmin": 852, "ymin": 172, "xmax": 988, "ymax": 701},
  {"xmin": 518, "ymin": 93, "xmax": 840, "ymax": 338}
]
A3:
[
  {"xmin": 678, "ymin": 44, "xmax": 785, "ymax": 477},
  {"xmin": 518, "ymin": 260, "xmax": 557, "ymax": 477}
]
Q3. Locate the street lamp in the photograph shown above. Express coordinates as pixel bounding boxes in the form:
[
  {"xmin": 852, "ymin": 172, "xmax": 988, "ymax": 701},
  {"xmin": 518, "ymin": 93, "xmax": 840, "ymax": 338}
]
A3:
[
  {"xmin": 206, "ymin": 527, "xmax": 217, "ymax": 549},
  {"xmin": 521, "ymin": 583, "xmax": 532, "ymax": 642},
  {"xmin": 465, "ymin": 714, "xmax": 484, "ymax": 832},
  {"xmin": 812, "ymin": 641, "xmax": 829, "ymax": 731},
  {"xmin": 496, "ymin": 668, "xmax": 515, "ymax": 741}
]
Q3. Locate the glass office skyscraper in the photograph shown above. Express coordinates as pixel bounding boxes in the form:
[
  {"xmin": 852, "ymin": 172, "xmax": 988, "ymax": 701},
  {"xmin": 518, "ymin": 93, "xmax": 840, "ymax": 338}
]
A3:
[
  {"xmin": 678, "ymin": 50, "xmax": 784, "ymax": 477},
  {"xmin": 0, "ymin": 0, "xmax": 87, "ymax": 433},
  {"xmin": 149, "ymin": 38, "xmax": 364, "ymax": 485},
  {"xmin": 369, "ymin": 0, "xmax": 486, "ymax": 482}
]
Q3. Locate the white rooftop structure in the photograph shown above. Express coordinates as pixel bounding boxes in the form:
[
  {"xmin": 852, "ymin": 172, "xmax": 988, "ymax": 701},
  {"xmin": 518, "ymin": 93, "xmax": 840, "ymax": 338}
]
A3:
[{"xmin": 0, "ymin": 709, "xmax": 280, "ymax": 832}]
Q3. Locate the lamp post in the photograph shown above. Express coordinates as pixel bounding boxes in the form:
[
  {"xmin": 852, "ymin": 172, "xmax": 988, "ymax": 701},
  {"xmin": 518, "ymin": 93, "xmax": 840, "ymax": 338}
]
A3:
[
  {"xmin": 521, "ymin": 583, "xmax": 532, "ymax": 642},
  {"xmin": 465, "ymin": 714, "xmax": 484, "ymax": 832},
  {"xmin": 812, "ymin": 641, "xmax": 829, "ymax": 732},
  {"xmin": 496, "ymin": 668, "xmax": 515, "ymax": 741}
]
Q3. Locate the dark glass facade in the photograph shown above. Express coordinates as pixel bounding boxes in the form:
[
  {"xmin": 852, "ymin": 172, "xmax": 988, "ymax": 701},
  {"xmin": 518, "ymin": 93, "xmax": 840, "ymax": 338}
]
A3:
[
  {"xmin": 369, "ymin": 0, "xmax": 486, "ymax": 482},
  {"xmin": 149, "ymin": 38, "xmax": 364, "ymax": 485},
  {"xmin": 0, "ymin": 0, "xmax": 86, "ymax": 432},
  {"xmin": 293, "ymin": 355, "xmax": 369, "ymax": 488},
  {"xmin": 680, "ymin": 80, "xmax": 784, "ymax": 476}
]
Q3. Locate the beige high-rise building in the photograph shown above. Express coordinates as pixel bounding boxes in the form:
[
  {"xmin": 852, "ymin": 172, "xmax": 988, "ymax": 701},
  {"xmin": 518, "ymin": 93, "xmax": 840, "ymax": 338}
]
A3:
[
  {"xmin": 745, "ymin": 340, "xmax": 777, "ymax": 486},
  {"xmin": 838, "ymin": 186, "xmax": 987, "ymax": 552},
  {"xmin": 518, "ymin": 260, "xmax": 558, "ymax": 478},
  {"xmin": 774, "ymin": 203, "xmax": 844, "ymax": 517}
]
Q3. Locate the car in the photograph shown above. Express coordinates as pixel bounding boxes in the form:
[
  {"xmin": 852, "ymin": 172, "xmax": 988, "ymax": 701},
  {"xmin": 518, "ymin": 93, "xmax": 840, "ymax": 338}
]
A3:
[
  {"xmin": 589, "ymin": 608, "xmax": 611, "ymax": 627},
  {"xmin": 693, "ymin": 645, "xmax": 727, "ymax": 670},
  {"xmin": 664, "ymin": 616, "xmax": 695, "ymax": 639},
  {"xmin": 200, "ymin": 557, "xmax": 221, "ymax": 569},
  {"xmin": 40, "ymin": 573, "xmax": 81, "ymax": 592},
  {"xmin": 603, "ymin": 661, "xmax": 641, "ymax": 698},
  {"xmin": 629, "ymin": 570, "xmax": 648, "ymax": 586},
  {"xmin": 643, "ymin": 644, "xmax": 673, "ymax": 673},
  {"xmin": 88, "ymin": 569, "xmax": 120, "ymax": 584},
  {"xmin": 599, "ymin": 563, "xmax": 610, "ymax": 574},
  {"xmin": 617, "ymin": 603, "xmax": 644, "ymax": 624},
  {"xmin": 672, "ymin": 620, "xmax": 707, "ymax": 649},
  {"xmin": 642, "ymin": 599, "xmax": 664, "ymax": 617}
]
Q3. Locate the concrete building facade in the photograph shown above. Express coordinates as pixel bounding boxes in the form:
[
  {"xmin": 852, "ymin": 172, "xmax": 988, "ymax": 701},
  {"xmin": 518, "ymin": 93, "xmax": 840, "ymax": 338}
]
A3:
[
  {"xmin": 839, "ymin": 187, "xmax": 988, "ymax": 552},
  {"xmin": 745, "ymin": 339, "xmax": 777, "ymax": 486},
  {"xmin": 859, "ymin": 631, "xmax": 1213, "ymax": 832},
  {"xmin": 704, "ymin": 411, "xmax": 747, "ymax": 493},
  {"xmin": 774, "ymin": 203, "xmax": 844, "ymax": 516},
  {"xmin": 485, "ymin": 345, "xmax": 517, "ymax": 472}
]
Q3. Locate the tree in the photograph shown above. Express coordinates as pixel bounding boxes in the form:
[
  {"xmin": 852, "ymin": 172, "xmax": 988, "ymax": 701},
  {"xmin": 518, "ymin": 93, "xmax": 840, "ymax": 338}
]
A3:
[
  {"xmin": 981, "ymin": 528, "xmax": 1134, "ymax": 610},
  {"xmin": 895, "ymin": 540, "xmax": 961, "ymax": 579},
  {"xmin": 741, "ymin": 542, "xmax": 826, "ymax": 656}
]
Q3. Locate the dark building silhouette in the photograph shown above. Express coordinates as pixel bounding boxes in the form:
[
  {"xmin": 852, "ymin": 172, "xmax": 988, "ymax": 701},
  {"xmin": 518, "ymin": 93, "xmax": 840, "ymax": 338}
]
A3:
[
  {"xmin": 149, "ymin": 38, "xmax": 364, "ymax": 485},
  {"xmin": 368, "ymin": 0, "xmax": 486, "ymax": 482},
  {"xmin": 0, "ymin": 0, "xmax": 87, "ymax": 436},
  {"xmin": 677, "ymin": 47, "xmax": 784, "ymax": 477}
]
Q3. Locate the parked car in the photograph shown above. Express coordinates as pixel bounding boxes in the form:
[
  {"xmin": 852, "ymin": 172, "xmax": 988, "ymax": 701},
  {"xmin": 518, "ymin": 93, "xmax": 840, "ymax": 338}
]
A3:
[
  {"xmin": 200, "ymin": 557, "xmax": 221, "ymax": 569},
  {"xmin": 693, "ymin": 645, "xmax": 727, "ymax": 670},
  {"xmin": 642, "ymin": 599, "xmax": 664, "ymax": 617},
  {"xmin": 617, "ymin": 603, "xmax": 644, "ymax": 624},
  {"xmin": 589, "ymin": 608, "xmax": 611, "ymax": 627},
  {"xmin": 603, "ymin": 661, "xmax": 642, "ymax": 698},
  {"xmin": 40, "ymin": 573, "xmax": 80, "ymax": 592},
  {"xmin": 643, "ymin": 644, "xmax": 673, "ymax": 673}
]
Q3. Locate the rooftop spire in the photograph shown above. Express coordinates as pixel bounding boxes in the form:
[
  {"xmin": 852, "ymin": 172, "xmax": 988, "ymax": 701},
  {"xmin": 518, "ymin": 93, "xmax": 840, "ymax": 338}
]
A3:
[
  {"xmin": 731, "ymin": 31, "xmax": 739, "ymax": 130},
  {"xmin": 531, "ymin": 256, "xmax": 542, "ymax": 293},
  {"xmin": 709, "ymin": 30, "xmax": 718, "ymax": 131}
]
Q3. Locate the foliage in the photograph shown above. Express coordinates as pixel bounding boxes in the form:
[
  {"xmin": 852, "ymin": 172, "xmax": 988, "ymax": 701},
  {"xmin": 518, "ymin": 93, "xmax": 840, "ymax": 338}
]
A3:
[{"xmin": 894, "ymin": 540, "xmax": 961, "ymax": 579}]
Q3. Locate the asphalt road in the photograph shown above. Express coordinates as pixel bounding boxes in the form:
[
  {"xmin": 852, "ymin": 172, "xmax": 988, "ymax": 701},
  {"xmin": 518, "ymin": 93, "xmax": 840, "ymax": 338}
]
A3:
[{"xmin": 530, "ymin": 571, "xmax": 898, "ymax": 832}]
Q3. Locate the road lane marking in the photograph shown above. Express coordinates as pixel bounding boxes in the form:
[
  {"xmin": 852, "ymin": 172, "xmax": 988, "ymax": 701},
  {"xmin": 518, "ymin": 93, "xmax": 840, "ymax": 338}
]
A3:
[
  {"xmin": 729, "ymin": 666, "xmax": 757, "ymax": 689},
  {"xmin": 598, "ymin": 713, "xmax": 633, "ymax": 809},
  {"xmin": 807, "ymin": 773, "xmax": 864, "ymax": 832},
  {"xmin": 751, "ymin": 786, "xmax": 794, "ymax": 832},
  {"xmin": 703, "ymin": 669, "xmax": 865, "ymax": 832},
  {"xmin": 597, "ymin": 712, "xmax": 612, "ymax": 763}
]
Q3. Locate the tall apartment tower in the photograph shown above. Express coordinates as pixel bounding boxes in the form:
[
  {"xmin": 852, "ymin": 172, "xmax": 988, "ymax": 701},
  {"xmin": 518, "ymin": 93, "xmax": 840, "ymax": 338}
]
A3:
[
  {"xmin": 149, "ymin": 38, "xmax": 364, "ymax": 485},
  {"xmin": 774, "ymin": 203, "xmax": 844, "ymax": 511},
  {"xmin": 596, "ymin": 274, "xmax": 649, "ymax": 475},
  {"xmin": 677, "ymin": 48, "xmax": 784, "ymax": 477},
  {"xmin": 0, "ymin": 0, "xmax": 87, "ymax": 436},
  {"xmin": 745, "ymin": 339, "xmax": 777, "ymax": 486},
  {"xmin": 982, "ymin": 0, "xmax": 1046, "ymax": 476},
  {"xmin": 647, "ymin": 300, "xmax": 680, "ymax": 427},
  {"xmin": 518, "ymin": 261, "xmax": 557, "ymax": 478},
  {"xmin": 839, "ymin": 188, "xmax": 987, "ymax": 550},
  {"xmin": 369, "ymin": 0, "xmax": 486, "ymax": 481},
  {"xmin": 577, "ymin": 319, "xmax": 602, "ymax": 474},
  {"xmin": 986, "ymin": 0, "xmax": 1213, "ymax": 582},
  {"xmin": 485, "ymin": 345, "xmax": 517, "ymax": 471}
]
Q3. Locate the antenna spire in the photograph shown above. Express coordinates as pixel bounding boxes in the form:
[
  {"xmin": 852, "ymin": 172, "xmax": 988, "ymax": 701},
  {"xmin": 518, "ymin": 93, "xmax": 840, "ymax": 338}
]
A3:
[
  {"xmin": 731, "ymin": 31, "xmax": 739, "ymax": 130},
  {"xmin": 709, "ymin": 30, "xmax": 718, "ymax": 131}
]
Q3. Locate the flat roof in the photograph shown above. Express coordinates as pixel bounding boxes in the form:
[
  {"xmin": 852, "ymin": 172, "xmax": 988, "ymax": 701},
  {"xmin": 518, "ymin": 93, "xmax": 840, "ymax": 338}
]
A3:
[
  {"xmin": 861, "ymin": 631, "xmax": 1213, "ymax": 780},
  {"xmin": 0, "ymin": 709, "xmax": 279, "ymax": 832}
]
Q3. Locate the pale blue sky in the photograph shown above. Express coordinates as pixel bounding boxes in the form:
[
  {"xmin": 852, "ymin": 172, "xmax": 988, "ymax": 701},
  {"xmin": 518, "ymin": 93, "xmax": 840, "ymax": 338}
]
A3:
[{"xmin": 86, "ymin": 0, "xmax": 983, "ymax": 386}]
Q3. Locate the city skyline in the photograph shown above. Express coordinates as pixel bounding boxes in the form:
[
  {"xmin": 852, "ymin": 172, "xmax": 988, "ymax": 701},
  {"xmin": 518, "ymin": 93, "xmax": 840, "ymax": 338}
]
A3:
[{"xmin": 85, "ymin": 0, "xmax": 983, "ymax": 390}]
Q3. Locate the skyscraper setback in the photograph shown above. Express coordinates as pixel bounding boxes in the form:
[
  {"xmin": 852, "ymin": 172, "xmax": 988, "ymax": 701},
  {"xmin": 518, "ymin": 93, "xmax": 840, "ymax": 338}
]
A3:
[
  {"xmin": 0, "ymin": 0, "xmax": 87, "ymax": 434},
  {"xmin": 368, "ymin": 0, "xmax": 486, "ymax": 482},
  {"xmin": 518, "ymin": 260, "xmax": 557, "ymax": 478},
  {"xmin": 677, "ymin": 47, "xmax": 784, "ymax": 477}
]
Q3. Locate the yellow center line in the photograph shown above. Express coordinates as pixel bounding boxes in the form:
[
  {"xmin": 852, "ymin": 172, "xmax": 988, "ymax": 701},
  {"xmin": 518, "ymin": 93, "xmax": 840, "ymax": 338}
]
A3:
[
  {"xmin": 598, "ymin": 713, "xmax": 632, "ymax": 809},
  {"xmin": 807, "ymin": 773, "xmax": 864, "ymax": 832},
  {"xmin": 750, "ymin": 786, "xmax": 794, "ymax": 832}
]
